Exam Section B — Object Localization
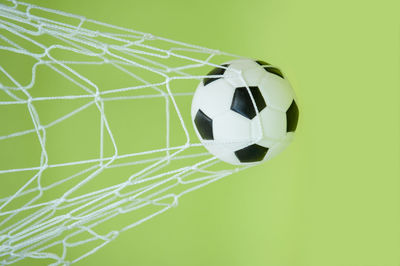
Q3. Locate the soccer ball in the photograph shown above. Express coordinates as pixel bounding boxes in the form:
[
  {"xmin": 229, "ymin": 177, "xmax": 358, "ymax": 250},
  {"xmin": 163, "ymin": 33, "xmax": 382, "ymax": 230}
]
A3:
[{"xmin": 191, "ymin": 58, "xmax": 299, "ymax": 165}]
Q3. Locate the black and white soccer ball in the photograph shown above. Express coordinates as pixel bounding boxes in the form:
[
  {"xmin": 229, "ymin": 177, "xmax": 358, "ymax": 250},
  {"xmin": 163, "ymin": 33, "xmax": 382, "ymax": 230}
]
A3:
[{"xmin": 191, "ymin": 58, "xmax": 299, "ymax": 165}]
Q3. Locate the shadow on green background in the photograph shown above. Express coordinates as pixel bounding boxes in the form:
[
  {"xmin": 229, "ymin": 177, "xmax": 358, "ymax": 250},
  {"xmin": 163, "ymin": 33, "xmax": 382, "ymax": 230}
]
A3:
[{"xmin": 0, "ymin": 0, "xmax": 399, "ymax": 265}]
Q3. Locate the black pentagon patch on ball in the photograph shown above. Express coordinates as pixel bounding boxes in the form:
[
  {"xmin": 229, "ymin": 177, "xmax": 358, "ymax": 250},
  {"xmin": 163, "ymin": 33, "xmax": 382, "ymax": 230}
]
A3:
[
  {"xmin": 194, "ymin": 109, "xmax": 214, "ymax": 140},
  {"xmin": 256, "ymin": 60, "xmax": 270, "ymax": 66},
  {"xmin": 234, "ymin": 144, "xmax": 269, "ymax": 163},
  {"xmin": 264, "ymin": 67, "xmax": 284, "ymax": 79},
  {"xmin": 286, "ymin": 100, "xmax": 299, "ymax": 132},
  {"xmin": 231, "ymin": 86, "xmax": 266, "ymax": 120},
  {"xmin": 203, "ymin": 64, "xmax": 229, "ymax": 86},
  {"xmin": 256, "ymin": 60, "xmax": 284, "ymax": 78}
]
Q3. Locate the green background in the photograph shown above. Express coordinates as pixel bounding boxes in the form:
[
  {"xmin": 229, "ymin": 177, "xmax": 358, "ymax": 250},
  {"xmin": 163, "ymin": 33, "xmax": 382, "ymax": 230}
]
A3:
[{"xmin": 3, "ymin": 0, "xmax": 400, "ymax": 265}]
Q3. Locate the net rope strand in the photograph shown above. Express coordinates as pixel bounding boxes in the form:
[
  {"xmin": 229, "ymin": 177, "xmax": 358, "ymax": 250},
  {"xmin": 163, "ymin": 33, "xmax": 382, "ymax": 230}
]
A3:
[{"xmin": 0, "ymin": 1, "xmax": 251, "ymax": 265}]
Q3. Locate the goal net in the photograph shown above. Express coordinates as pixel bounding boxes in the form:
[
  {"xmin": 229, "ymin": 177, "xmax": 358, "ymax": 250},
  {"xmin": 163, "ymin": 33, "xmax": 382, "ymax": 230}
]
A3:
[{"xmin": 0, "ymin": 1, "xmax": 250, "ymax": 265}]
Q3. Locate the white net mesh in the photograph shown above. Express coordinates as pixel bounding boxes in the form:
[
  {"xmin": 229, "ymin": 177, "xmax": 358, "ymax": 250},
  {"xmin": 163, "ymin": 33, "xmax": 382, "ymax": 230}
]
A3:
[{"xmin": 0, "ymin": 1, "xmax": 250, "ymax": 265}]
